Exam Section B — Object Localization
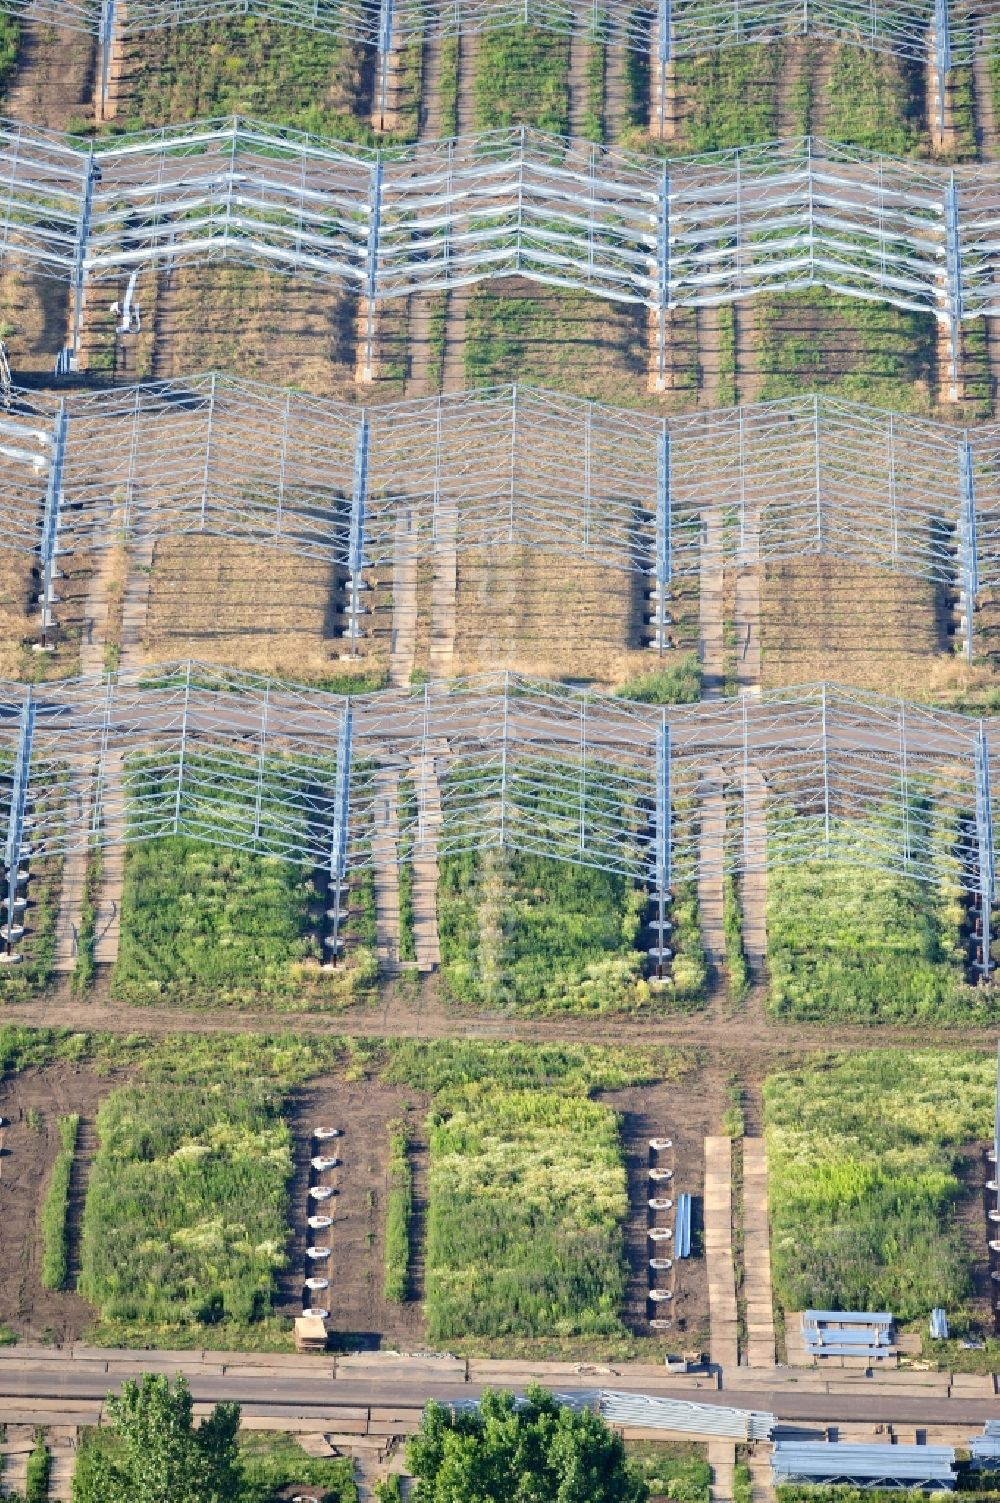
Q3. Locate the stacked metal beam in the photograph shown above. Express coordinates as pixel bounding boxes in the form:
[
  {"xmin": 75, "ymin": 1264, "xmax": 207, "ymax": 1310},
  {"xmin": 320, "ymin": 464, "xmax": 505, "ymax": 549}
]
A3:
[
  {"xmin": 2, "ymin": 121, "xmax": 998, "ymax": 374},
  {"xmin": 772, "ymin": 1441, "xmax": 956, "ymax": 1489}
]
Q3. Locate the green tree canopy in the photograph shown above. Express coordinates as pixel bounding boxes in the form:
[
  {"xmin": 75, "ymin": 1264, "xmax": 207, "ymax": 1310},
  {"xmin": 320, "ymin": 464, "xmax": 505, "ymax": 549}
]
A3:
[
  {"xmin": 72, "ymin": 1373, "xmax": 242, "ymax": 1503},
  {"xmin": 406, "ymin": 1385, "xmax": 649, "ymax": 1503}
]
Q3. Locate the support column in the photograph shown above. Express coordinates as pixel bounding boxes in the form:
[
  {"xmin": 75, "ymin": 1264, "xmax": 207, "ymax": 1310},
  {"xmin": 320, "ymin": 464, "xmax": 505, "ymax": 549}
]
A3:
[
  {"xmin": 36, "ymin": 401, "xmax": 68, "ymax": 651},
  {"xmin": 344, "ymin": 413, "xmax": 370, "ymax": 654},
  {"xmin": 932, "ymin": 0, "xmax": 952, "ymax": 148},
  {"xmin": 358, "ymin": 157, "xmax": 384, "ymax": 385},
  {"xmin": 2, "ymin": 691, "xmax": 35, "ymax": 960},
  {"xmin": 325, "ymin": 704, "xmax": 354, "ymax": 965},
  {"xmin": 649, "ymin": 715, "xmax": 672, "ymax": 977},
  {"xmin": 63, "ymin": 145, "xmax": 97, "ymax": 376},
  {"xmin": 648, "ymin": 424, "xmax": 671, "ymax": 651},
  {"xmin": 958, "ymin": 435, "xmax": 977, "ymax": 662},
  {"xmin": 943, "ymin": 171, "xmax": 963, "ymax": 403},
  {"xmin": 649, "ymin": 166, "xmax": 671, "ymax": 392},
  {"xmin": 974, "ymin": 721, "xmax": 994, "ymax": 980}
]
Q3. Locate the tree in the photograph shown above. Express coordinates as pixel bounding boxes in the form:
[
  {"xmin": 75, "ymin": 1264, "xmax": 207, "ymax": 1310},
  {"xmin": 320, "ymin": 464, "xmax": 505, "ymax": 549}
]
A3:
[
  {"xmin": 72, "ymin": 1373, "xmax": 243, "ymax": 1503},
  {"xmin": 406, "ymin": 1385, "xmax": 649, "ymax": 1503}
]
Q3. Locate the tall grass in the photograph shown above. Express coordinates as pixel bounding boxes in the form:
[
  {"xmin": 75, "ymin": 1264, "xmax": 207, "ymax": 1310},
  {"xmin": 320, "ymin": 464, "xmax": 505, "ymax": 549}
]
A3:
[
  {"xmin": 79, "ymin": 1083, "xmax": 291, "ymax": 1334},
  {"xmin": 384, "ymin": 1120, "xmax": 413, "ymax": 1303},
  {"xmin": 425, "ymin": 1085, "xmax": 628, "ymax": 1340},
  {"xmin": 40, "ymin": 1113, "xmax": 79, "ymax": 1291},
  {"xmin": 765, "ymin": 1050, "xmax": 994, "ymax": 1320},
  {"xmin": 473, "ymin": 25, "xmax": 570, "ymax": 134}
]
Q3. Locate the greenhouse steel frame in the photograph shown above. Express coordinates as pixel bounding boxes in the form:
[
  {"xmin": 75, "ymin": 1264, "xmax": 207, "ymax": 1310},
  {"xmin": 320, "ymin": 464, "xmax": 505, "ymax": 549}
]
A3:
[
  {"xmin": 0, "ymin": 0, "xmax": 986, "ymax": 132},
  {"xmin": 2, "ymin": 119, "xmax": 999, "ymax": 388},
  {"xmin": 3, "ymin": 376, "xmax": 1000, "ymax": 657},
  {"xmin": 1, "ymin": 666, "xmax": 999, "ymax": 953}
]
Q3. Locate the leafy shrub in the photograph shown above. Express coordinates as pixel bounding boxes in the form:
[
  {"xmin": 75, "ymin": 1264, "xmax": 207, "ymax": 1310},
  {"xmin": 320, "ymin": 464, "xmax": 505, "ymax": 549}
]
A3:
[
  {"xmin": 616, "ymin": 655, "xmax": 702, "ymax": 705},
  {"xmin": 425, "ymin": 1084, "xmax": 628, "ymax": 1340},
  {"xmin": 25, "ymin": 1434, "xmax": 49, "ymax": 1503},
  {"xmin": 79, "ymin": 1083, "xmax": 292, "ymax": 1335},
  {"xmin": 765, "ymin": 1050, "xmax": 994, "ymax": 1320},
  {"xmin": 673, "ymin": 44, "xmax": 781, "ymax": 151},
  {"xmin": 41, "ymin": 1113, "xmax": 79, "ymax": 1290}
]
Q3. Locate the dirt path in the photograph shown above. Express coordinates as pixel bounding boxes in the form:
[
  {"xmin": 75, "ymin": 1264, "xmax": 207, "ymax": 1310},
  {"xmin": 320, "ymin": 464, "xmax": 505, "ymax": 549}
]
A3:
[
  {"xmin": 92, "ymin": 754, "xmax": 125, "ymax": 967},
  {"xmin": 372, "ymin": 770, "xmax": 402, "ymax": 976},
  {"xmin": 704, "ymin": 1135, "xmax": 739, "ymax": 1371},
  {"xmin": 567, "ymin": 27, "xmax": 591, "ymax": 138},
  {"xmin": 65, "ymin": 1115, "xmax": 97, "ymax": 1290},
  {"xmin": 699, "ymin": 507, "xmax": 725, "ymax": 696},
  {"xmin": 428, "ymin": 499, "xmax": 457, "ymax": 680},
  {"xmin": 749, "ymin": 1454, "xmax": 776, "ymax": 1503},
  {"xmin": 742, "ymin": 1137, "xmax": 776, "ymax": 1369},
  {"xmin": 48, "ymin": 1429, "xmax": 77, "ymax": 1501},
  {"xmin": 697, "ymin": 765, "xmax": 726, "ymax": 969},
  {"xmin": 698, "ymin": 303, "xmax": 722, "ymax": 409},
  {"xmin": 776, "ymin": 38, "xmax": 806, "ymax": 138},
  {"xmin": 389, "ymin": 506, "xmax": 419, "ymax": 687},
  {"xmin": 603, "ymin": 46, "xmax": 628, "ymax": 142},
  {"xmin": 708, "ymin": 1440, "xmax": 736, "ymax": 1503},
  {"xmin": 412, "ymin": 750, "xmax": 443, "ymax": 971}
]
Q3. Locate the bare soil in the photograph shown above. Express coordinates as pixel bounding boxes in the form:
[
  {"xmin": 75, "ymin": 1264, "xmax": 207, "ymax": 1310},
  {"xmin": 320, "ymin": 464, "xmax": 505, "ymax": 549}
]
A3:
[
  {"xmin": 601, "ymin": 1075, "xmax": 728, "ymax": 1358},
  {"xmin": 141, "ymin": 539, "xmax": 372, "ymax": 683},
  {"xmin": 275, "ymin": 1076, "xmax": 430, "ymax": 1348},
  {"xmin": 0, "ymin": 1063, "xmax": 119, "ymax": 1344},
  {"xmin": 2, "ymin": 21, "xmax": 96, "ymax": 128},
  {"xmin": 759, "ymin": 559, "xmax": 971, "ymax": 697}
]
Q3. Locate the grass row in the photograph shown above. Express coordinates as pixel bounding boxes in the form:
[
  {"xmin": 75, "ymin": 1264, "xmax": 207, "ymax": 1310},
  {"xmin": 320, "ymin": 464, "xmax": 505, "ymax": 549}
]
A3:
[
  {"xmin": 40, "ymin": 1112, "xmax": 79, "ymax": 1291},
  {"xmin": 383, "ymin": 1118, "xmax": 413, "ymax": 1303}
]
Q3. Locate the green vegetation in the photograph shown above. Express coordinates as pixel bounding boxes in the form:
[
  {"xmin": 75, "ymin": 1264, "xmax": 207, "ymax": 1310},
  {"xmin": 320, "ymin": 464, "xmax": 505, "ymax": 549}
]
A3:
[
  {"xmin": 439, "ymin": 844, "xmax": 653, "ymax": 1014},
  {"xmin": 79, "ymin": 1083, "xmax": 291, "ymax": 1342},
  {"xmin": 40, "ymin": 1112, "xmax": 80, "ymax": 1290},
  {"xmin": 408, "ymin": 1386, "xmax": 648, "ymax": 1502},
  {"xmin": 628, "ymin": 1443, "xmax": 710, "ymax": 1503},
  {"xmin": 616, "ymin": 654, "xmax": 701, "ymax": 705},
  {"xmin": 473, "ymin": 26, "xmax": 570, "ymax": 135},
  {"xmin": 439, "ymin": 34, "xmax": 459, "ymax": 136},
  {"xmin": 384, "ymin": 1118, "xmax": 413, "ymax": 1303},
  {"xmin": 582, "ymin": 37, "xmax": 605, "ymax": 141},
  {"xmin": 755, "ymin": 292, "xmax": 936, "ymax": 412},
  {"xmin": 765, "ymin": 1050, "xmax": 994, "ymax": 1321},
  {"xmin": 822, "ymin": 47, "xmax": 922, "ymax": 155},
  {"xmin": 0, "ymin": 855, "xmax": 61, "ymax": 1001},
  {"xmin": 0, "ymin": 13, "xmax": 18, "ymax": 100},
  {"xmin": 766, "ymin": 814, "xmax": 995, "ymax": 1023},
  {"xmin": 72, "ymin": 1374, "xmax": 242, "ymax": 1503},
  {"xmin": 25, "ymin": 1434, "xmax": 50, "ymax": 1503},
  {"xmin": 381, "ymin": 1037, "xmax": 690, "ymax": 1096},
  {"xmin": 121, "ymin": 20, "xmax": 415, "ymax": 143},
  {"xmin": 716, "ymin": 306, "xmax": 738, "ymax": 408},
  {"xmin": 673, "ymin": 45, "xmax": 781, "ymax": 152},
  {"xmin": 733, "ymin": 1463, "xmax": 752, "ymax": 1503},
  {"xmin": 425, "ymin": 1084, "xmax": 628, "ymax": 1340},
  {"xmin": 241, "ymin": 1433, "xmax": 358, "ymax": 1502},
  {"xmin": 110, "ymin": 753, "xmax": 376, "ymax": 1008},
  {"xmin": 723, "ymin": 875, "xmax": 749, "ymax": 1002},
  {"xmin": 71, "ymin": 846, "xmax": 101, "ymax": 995},
  {"xmin": 463, "ymin": 289, "xmax": 649, "ymax": 405}
]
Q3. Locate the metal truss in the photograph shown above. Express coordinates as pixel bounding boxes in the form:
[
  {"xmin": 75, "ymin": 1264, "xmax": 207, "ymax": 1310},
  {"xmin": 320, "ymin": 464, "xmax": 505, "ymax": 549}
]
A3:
[
  {"xmin": 3, "ymin": 376, "xmax": 1000, "ymax": 655},
  {"xmin": 0, "ymin": 0, "xmax": 988, "ymax": 66},
  {"xmin": 3, "ymin": 120, "xmax": 1000, "ymax": 383},
  {"xmin": 2, "ymin": 668, "xmax": 999, "ymax": 938}
]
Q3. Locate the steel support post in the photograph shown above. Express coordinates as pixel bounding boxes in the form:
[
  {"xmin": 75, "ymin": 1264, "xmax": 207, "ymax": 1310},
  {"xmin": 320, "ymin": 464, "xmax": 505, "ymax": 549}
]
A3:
[
  {"xmin": 651, "ymin": 714, "xmax": 671, "ymax": 975},
  {"xmin": 362, "ymin": 157, "xmax": 384, "ymax": 383},
  {"xmin": 656, "ymin": 0, "xmax": 671, "ymax": 136},
  {"xmin": 652, "ymin": 423, "xmax": 671, "ymax": 653},
  {"xmin": 37, "ymin": 401, "xmax": 67, "ymax": 650},
  {"xmin": 2, "ymin": 691, "xmax": 35, "ymax": 957},
  {"xmin": 959, "ymin": 435, "xmax": 977, "ymax": 662},
  {"xmin": 326, "ymin": 704, "xmax": 354, "ymax": 963},
  {"xmin": 974, "ymin": 721, "xmax": 994, "ymax": 979},
  {"xmin": 346, "ymin": 412, "xmax": 370, "ymax": 653},
  {"xmin": 98, "ymin": 0, "xmax": 117, "ymax": 120},
  {"xmin": 66, "ymin": 144, "xmax": 97, "ymax": 371},
  {"xmin": 933, "ymin": 0, "xmax": 951, "ymax": 141},
  {"xmin": 944, "ymin": 171, "xmax": 963, "ymax": 398},
  {"xmin": 656, "ymin": 166, "xmax": 670, "ymax": 390},
  {"xmin": 375, "ymin": 0, "xmax": 394, "ymax": 131},
  {"xmin": 172, "ymin": 661, "xmax": 192, "ymax": 834}
]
